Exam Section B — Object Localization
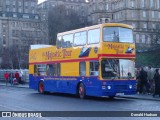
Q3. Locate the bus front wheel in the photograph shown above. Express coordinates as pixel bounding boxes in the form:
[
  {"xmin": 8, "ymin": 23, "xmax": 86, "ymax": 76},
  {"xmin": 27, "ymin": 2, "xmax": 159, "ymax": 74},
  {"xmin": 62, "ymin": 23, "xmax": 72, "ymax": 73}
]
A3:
[
  {"xmin": 78, "ymin": 83, "xmax": 86, "ymax": 99},
  {"xmin": 38, "ymin": 81, "xmax": 45, "ymax": 94}
]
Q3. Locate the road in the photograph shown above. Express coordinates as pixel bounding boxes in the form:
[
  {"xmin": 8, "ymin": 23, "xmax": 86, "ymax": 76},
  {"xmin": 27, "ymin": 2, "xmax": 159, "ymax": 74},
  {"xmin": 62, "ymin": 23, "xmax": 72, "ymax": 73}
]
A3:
[{"xmin": 0, "ymin": 86, "xmax": 160, "ymax": 120}]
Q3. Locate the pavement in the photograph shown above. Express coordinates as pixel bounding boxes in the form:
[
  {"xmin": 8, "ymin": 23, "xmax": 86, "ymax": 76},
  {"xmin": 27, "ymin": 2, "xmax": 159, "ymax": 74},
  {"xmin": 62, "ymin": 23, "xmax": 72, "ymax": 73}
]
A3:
[
  {"xmin": 0, "ymin": 80, "xmax": 28, "ymax": 88},
  {"xmin": 0, "ymin": 80, "xmax": 159, "ymax": 101}
]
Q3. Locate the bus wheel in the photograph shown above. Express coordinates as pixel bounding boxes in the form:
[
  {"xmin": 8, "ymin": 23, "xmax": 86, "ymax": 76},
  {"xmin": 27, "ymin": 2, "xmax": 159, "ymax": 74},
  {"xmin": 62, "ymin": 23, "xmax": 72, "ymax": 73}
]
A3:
[
  {"xmin": 38, "ymin": 81, "xmax": 44, "ymax": 94},
  {"xmin": 78, "ymin": 83, "xmax": 86, "ymax": 99}
]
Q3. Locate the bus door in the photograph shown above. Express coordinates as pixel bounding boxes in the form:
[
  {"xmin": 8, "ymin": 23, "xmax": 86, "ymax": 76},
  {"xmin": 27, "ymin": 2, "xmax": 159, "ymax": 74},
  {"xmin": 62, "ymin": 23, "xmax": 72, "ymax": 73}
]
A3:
[
  {"xmin": 87, "ymin": 61, "xmax": 99, "ymax": 94},
  {"xmin": 32, "ymin": 65, "xmax": 39, "ymax": 89}
]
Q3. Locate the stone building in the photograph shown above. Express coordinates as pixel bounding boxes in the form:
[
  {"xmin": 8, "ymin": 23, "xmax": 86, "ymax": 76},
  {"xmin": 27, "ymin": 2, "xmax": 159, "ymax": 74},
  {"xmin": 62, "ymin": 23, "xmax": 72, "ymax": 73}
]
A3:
[
  {"xmin": 38, "ymin": 0, "xmax": 88, "ymax": 21},
  {"xmin": 88, "ymin": 0, "xmax": 160, "ymax": 50},
  {"xmin": 0, "ymin": 0, "xmax": 48, "ymax": 54}
]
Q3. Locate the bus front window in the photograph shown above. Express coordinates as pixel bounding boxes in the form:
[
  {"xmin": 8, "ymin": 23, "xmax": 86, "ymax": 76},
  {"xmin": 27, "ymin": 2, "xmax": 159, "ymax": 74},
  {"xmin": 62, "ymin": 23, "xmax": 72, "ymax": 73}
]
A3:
[
  {"xmin": 101, "ymin": 59, "xmax": 135, "ymax": 79},
  {"xmin": 103, "ymin": 27, "xmax": 133, "ymax": 43},
  {"xmin": 119, "ymin": 59, "xmax": 135, "ymax": 79},
  {"xmin": 101, "ymin": 59, "xmax": 119, "ymax": 79}
]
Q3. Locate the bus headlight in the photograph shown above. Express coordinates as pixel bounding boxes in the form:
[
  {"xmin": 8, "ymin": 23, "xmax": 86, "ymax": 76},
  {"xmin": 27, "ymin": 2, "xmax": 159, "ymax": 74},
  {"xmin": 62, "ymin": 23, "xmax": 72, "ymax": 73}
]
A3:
[
  {"xmin": 107, "ymin": 86, "xmax": 111, "ymax": 90},
  {"xmin": 129, "ymin": 85, "xmax": 132, "ymax": 89}
]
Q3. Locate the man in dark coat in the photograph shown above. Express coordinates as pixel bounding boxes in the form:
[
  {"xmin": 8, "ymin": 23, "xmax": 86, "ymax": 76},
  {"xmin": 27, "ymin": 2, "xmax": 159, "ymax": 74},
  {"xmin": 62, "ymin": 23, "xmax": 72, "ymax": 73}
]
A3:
[
  {"xmin": 139, "ymin": 67, "xmax": 149, "ymax": 94},
  {"xmin": 153, "ymin": 69, "xmax": 160, "ymax": 97}
]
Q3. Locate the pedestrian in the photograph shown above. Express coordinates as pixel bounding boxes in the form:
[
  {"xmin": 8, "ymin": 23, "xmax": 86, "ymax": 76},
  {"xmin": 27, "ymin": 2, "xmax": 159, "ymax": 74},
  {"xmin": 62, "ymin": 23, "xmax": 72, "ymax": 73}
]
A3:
[
  {"xmin": 19, "ymin": 70, "xmax": 24, "ymax": 84},
  {"xmin": 147, "ymin": 65, "xmax": 154, "ymax": 93},
  {"xmin": 15, "ymin": 71, "xmax": 20, "ymax": 83},
  {"xmin": 136, "ymin": 67, "xmax": 141, "ymax": 94},
  {"xmin": 9, "ymin": 72, "xmax": 13, "ymax": 85},
  {"xmin": 4, "ymin": 71, "xmax": 9, "ymax": 86},
  {"xmin": 139, "ymin": 67, "xmax": 150, "ymax": 94},
  {"xmin": 152, "ymin": 69, "xmax": 160, "ymax": 97}
]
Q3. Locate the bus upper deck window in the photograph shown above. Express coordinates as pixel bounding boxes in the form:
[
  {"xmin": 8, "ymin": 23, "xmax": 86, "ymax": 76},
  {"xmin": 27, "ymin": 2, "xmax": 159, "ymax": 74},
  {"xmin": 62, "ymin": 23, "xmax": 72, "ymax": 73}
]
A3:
[
  {"xmin": 57, "ymin": 36, "xmax": 62, "ymax": 48},
  {"xmin": 62, "ymin": 34, "xmax": 73, "ymax": 48}
]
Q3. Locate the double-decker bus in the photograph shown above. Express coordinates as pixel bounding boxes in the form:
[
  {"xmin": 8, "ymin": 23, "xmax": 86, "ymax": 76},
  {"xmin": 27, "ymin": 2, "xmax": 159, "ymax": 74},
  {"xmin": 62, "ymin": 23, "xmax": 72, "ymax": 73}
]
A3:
[{"xmin": 29, "ymin": 23, "xmax": 136, "ymax": 99}]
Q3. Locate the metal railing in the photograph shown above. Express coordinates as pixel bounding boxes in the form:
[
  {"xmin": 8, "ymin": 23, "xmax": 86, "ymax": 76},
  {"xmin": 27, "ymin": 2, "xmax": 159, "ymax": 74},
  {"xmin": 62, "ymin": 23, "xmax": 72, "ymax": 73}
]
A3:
[{"xmin": 0, "ymin": 69, "xmax": 29, "ymax": 83}]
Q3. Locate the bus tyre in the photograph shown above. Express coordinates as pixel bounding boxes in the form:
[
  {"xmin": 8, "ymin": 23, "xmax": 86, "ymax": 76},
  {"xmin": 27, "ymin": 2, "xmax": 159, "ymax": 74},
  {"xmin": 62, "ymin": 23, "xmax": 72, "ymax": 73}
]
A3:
[
  {"xmin": 38, "ymin": 81, "xmax": 45, "ymax": 94},
  {"xmin": 78, "ymin": 83, "xmax": 86, "ymax": 99}
]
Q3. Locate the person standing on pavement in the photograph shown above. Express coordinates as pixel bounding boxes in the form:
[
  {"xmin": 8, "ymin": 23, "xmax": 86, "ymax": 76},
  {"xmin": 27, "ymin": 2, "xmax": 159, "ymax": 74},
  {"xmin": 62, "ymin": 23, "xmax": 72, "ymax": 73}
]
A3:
[
  {"xmin": 4, "ymin": 71, "xmax": 9, "ymax": 86},
  {"xmin": 136, "ymin": 67, "xmax": 141, "ymax": 94},
  {"xmin": 15, "ymin": 71, "xmax": 20, "ymax": 83},
  {"xmin": 147, "ymin": 65, "xmax": 154, "ymax": 93},
  {"xmin": 9, "ymin": 72, "xmax": 13, "ymax": 85},
  {"xmin": 153, "ymin": 69, "xmax": 160, "ymax": 97},
  {"xmin": 139, "ymin": 67, "xmax": 150, "ymax": 94}
]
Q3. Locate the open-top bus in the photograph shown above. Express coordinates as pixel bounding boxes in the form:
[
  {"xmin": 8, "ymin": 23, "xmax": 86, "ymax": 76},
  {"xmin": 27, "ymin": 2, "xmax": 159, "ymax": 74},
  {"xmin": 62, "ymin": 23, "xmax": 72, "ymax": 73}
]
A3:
[{"xmin": 29, "ymin": 23, "xmax": 136, "ymax": 99}]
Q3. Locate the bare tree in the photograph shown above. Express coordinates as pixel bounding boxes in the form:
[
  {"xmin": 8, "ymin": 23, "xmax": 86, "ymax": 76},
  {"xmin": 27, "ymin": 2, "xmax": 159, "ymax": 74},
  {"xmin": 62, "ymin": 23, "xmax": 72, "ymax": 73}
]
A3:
[{"xmin": 48, "ymin": 4, "xmax": 87, "ymax": 45}]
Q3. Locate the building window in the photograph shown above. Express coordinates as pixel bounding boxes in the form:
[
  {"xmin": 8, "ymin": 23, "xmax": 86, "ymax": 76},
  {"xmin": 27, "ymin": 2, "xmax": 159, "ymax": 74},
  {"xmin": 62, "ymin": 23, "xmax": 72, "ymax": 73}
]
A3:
[
  {"xmin": 143, "ymin": 23, "xmax": 147, "ymax": 29},
  {"xmin": 13, "ymin": 7, "xmax": 16, "ymax": 12},
  {"xmin": 19, "ymin": 2, "xmax": 22, "ymax": 6},
  {"xmin": 35, "ymin": 15, "xmax": 39, "ymax": 19},
  {"xmin": 23, "ymin": 14, "xmax": 29, "ymax": 19},
  {"xmin": 157, "ymin": 0, "xmax": 160, "ymax": 9},
  {"xmin": 152, "ymin": 23, "xmax": 156, "ymax": 29},
  {"xmin": 13, "ymin": 14, "xmax": 17, "ymax": 18},
  {"xmin": 136, "ymin": 34, "xmax": 140, "ymax": 43},
  {"xmin": 31, "ymin": 2, "xmax": 34, "ymax": 7},
  {"xmin": 143, "ymin": 11, "xmax": 146, "ymax": 17},
  {"xmin": 150, "ymin": 0, "xmax": 154, "ymax": 8},
  {"xmin": 25, "ymin": 2, "xmax": 28, "ymax": 6},
  {"xmin": 141, "ymin": 0, "xmax": 145, "ymax": 8},
  {"xmin": 18, "ymin": 8, "xmax": 22, "ymax": 13},
  {"xmin": 6, "ymin": 7, "xmax": 9, "ymax": 12},
  {"xmin": 25, "ymin": 9, "xmax": 28, "ymax": 13},
  {"xmin": 142, "ymin": 35, "xmax": 146, "ymax": 43},
  {"xmin": 106, "ymin": 4, "xmax": 109, "ymax": 10},
  {"xmin": 132, "ymin": 23, "xmax": 136, "ymax": 28},
  {"xmin": 32, "ymin": 9, "xmax": 35, "ymax": 14},
  {"xmin": 152, "ymin": 11, "xmax": 155, "ymax": 18},
  {"xmin": 147, "ymin": 36, "xmax": 151, "ymax": 44},
  {"xmin": 130, "ymin": 0, "xmax": 135, "ymax": 8},
  {"xmin": 6, "ymin": 0, "xmax": 10, "ymax": 5},
  {"xmin": 13, "ymin": 1, "xmax": 16, "ymax": 5},
  {"xmin": 131, "ymin": 11, "xmax": 135, "ymax": 18}
]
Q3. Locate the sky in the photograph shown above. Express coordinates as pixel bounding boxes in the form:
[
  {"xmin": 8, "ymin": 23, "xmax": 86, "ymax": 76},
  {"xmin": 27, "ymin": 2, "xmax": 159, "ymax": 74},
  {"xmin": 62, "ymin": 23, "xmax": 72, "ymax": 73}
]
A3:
[{"xmin": 38, "ymin": 0, "xmax": 46, "ymax": 4}]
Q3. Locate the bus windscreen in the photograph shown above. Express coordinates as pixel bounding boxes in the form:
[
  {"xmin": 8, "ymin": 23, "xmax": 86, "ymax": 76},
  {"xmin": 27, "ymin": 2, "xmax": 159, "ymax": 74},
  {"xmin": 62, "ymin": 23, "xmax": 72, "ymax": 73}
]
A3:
[{"xmin": 103, "ymin": 27, "xmax": 133, "ymax": 43}]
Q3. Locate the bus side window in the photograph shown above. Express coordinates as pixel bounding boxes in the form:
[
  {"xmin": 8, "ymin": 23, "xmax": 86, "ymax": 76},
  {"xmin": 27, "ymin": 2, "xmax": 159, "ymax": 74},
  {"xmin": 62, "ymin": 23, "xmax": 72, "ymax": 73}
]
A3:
[
  {"xmin": 90, "ymin": 61, "xmax": 99, "ymax": 76},
  {"xmin": 34, "ymin": 65, "xmax": 37, "ymax": 76},
  {"xmin": 47, "ymin": 64, "xmax": 56, "ymax": 76},
  {"xmin": 79, "ymin": 62, "xmax": 86, "ymax": 76},
  {"xmin": 57, "ymin": 63, "xmax": 61, "ymax": 76},
  {"xmin": 37, "ymin": 64, "xmax": 46, "ymax": 76}
]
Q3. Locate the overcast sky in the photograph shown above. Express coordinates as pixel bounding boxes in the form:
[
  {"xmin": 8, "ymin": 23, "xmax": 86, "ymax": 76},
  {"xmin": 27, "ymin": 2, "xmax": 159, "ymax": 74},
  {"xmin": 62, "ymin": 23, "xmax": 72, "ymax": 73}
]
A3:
[{"xmin": 38, "ymin": 0, "xmax": 46, "ymax": 4}]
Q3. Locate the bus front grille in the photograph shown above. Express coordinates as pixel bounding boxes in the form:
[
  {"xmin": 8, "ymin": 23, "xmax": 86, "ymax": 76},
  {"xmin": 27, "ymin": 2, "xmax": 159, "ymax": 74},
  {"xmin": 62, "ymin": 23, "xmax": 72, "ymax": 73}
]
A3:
[{"xmin": 115, "ymin": 85, "xmax": 127, "ymax": 90}]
